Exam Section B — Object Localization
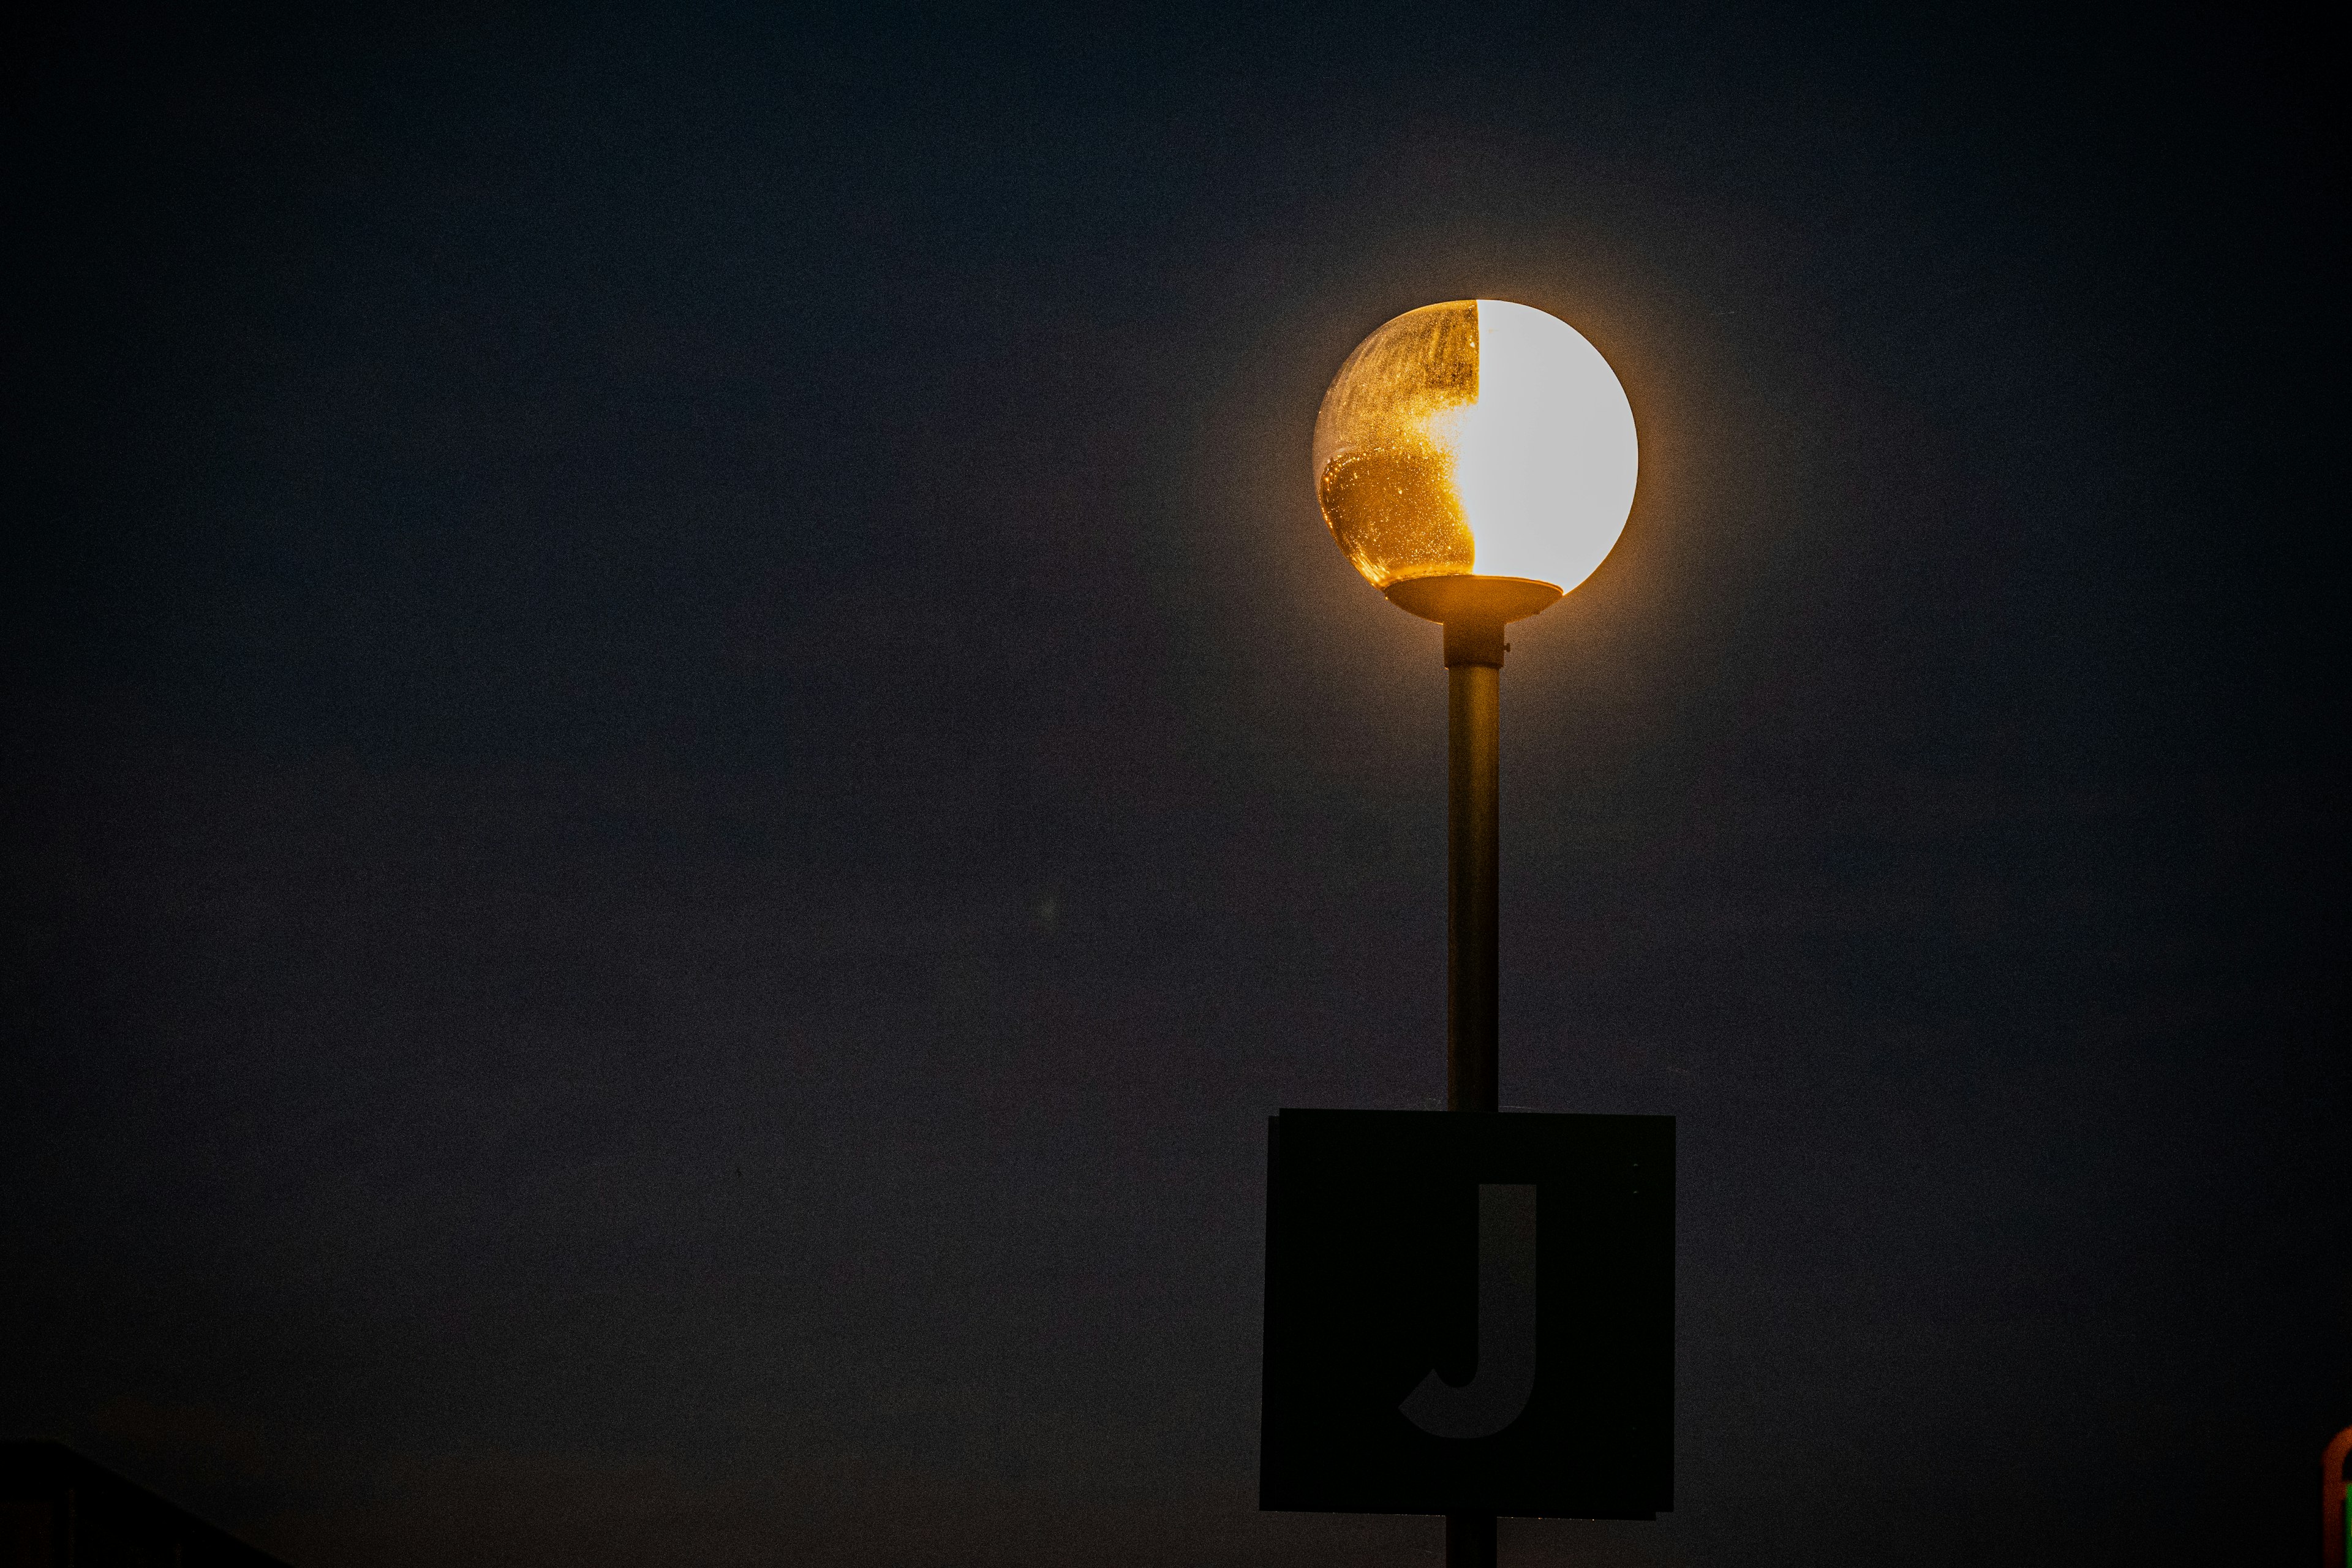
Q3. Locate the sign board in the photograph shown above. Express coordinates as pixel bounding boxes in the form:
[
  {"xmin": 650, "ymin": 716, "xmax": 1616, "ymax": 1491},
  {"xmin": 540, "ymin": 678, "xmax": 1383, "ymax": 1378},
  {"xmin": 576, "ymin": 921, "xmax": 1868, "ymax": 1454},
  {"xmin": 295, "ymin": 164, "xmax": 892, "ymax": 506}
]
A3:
[{"xmin": 1259, "ymin": 1109, "xmax": 1673, "ymax": 1518}]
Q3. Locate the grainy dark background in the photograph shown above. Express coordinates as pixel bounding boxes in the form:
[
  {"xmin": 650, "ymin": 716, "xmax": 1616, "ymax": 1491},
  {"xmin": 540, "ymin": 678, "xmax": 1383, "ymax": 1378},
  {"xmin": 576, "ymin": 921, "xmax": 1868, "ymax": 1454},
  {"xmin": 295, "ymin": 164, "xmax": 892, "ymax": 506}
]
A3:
[{"xmin": 4, "ymin": 5, "xmax": 2342, "ymax": 1564}]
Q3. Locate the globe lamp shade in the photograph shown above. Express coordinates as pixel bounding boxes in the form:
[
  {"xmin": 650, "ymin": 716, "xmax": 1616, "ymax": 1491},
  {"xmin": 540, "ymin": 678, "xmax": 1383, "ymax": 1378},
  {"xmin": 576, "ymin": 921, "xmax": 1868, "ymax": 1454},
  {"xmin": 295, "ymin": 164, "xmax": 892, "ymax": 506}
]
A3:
[{"xmin": 1313, "ymin": 300, "xmax": 1637, "ymax": 625}]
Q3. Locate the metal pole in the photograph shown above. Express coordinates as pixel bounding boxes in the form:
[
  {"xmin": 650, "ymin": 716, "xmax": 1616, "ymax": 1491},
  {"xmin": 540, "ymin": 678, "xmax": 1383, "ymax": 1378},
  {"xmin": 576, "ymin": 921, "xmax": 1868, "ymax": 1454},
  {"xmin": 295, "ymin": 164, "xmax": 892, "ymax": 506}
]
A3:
[
  {"xmin": 1447, "ymin": 661, "xmax": 1500, "ymax": 1116},
  {"xmin": 1447, "ymin": 1508, "xmax": 1497, "ymax": 1568},
  {"xmin": 1446, "ymin": 646, "xmax": 1501, "ymax": 1568}
]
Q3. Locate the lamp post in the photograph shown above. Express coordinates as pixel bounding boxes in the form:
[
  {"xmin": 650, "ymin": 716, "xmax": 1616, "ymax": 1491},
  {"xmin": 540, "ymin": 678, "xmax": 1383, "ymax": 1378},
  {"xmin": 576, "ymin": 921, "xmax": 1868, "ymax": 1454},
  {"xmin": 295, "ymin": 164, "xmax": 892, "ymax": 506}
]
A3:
[{"xmin": 1313, "ymin": 298, "xmax": 1639, "ymax": 1568}]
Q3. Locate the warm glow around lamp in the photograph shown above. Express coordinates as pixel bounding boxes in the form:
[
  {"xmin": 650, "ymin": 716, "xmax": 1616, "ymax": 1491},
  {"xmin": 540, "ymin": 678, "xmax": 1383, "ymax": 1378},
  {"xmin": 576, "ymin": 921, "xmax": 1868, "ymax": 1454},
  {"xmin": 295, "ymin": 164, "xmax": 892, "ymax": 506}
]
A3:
[{"xmin": 1313, "ymin": 300, "xmax": 1636, "ymax": 634}]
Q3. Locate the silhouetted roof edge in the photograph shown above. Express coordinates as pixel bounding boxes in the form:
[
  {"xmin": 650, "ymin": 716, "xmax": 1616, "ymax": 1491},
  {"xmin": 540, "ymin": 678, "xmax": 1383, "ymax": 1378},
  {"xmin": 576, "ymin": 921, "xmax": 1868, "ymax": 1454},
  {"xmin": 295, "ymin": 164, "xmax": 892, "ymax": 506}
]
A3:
[{"xmin": 1, "ymin": 1439, "xmax": 295, "ymax": 1568}]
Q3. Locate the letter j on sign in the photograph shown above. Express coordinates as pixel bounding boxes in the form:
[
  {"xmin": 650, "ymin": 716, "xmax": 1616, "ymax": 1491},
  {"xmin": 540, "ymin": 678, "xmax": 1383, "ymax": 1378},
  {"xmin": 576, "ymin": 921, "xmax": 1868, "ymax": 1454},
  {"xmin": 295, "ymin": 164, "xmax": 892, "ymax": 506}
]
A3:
[{"xmin": 1259, "ymin": 1110, "xmax": 1673, "ymax": 1519}]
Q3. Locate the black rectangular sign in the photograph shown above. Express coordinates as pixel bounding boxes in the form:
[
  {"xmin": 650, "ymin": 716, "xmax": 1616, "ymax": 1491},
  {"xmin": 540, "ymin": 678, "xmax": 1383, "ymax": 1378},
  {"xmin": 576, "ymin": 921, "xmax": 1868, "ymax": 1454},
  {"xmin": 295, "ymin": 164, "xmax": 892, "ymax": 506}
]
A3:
[{"xmin": 1259, "ymin": 1109, "xmax": 1673, "ymax": 1518}]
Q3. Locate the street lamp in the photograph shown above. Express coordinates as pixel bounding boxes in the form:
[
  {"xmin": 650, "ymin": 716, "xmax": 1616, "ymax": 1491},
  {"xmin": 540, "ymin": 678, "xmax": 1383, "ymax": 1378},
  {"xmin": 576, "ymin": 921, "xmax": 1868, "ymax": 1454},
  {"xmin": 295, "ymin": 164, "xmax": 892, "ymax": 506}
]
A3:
[{"xmin": 1314, "ymin": 298, "xmax": 1637, "ymax": 1567}]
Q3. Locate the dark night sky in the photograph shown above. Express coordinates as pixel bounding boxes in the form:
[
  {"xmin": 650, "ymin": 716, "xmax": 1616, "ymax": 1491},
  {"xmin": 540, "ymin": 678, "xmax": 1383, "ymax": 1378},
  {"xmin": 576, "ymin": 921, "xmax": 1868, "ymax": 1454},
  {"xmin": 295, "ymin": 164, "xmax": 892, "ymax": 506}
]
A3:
[{"xmin": 3, "ymin": 5, "xmax": 2342, "ymax": 1564}]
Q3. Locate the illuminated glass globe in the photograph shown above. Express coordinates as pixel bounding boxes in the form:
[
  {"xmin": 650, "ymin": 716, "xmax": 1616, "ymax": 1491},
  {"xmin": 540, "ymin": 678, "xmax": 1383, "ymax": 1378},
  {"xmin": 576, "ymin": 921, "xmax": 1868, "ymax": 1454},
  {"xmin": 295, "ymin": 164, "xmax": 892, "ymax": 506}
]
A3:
[{"xmin": 1313, "ymin": 300, "xmax": 1637, "ymax": 625}]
